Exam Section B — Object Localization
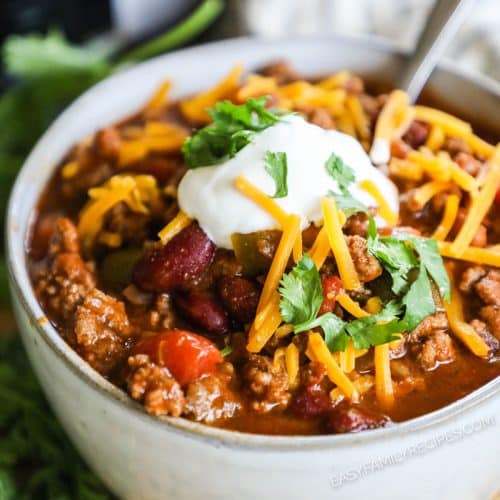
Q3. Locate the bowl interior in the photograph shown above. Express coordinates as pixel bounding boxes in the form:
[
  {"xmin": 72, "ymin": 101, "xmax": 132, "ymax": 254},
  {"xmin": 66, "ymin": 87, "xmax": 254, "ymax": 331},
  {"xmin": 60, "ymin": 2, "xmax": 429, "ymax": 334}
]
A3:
[{"xmin": 6, "ymin": 34, "xmax": 500, "ymax": 447}]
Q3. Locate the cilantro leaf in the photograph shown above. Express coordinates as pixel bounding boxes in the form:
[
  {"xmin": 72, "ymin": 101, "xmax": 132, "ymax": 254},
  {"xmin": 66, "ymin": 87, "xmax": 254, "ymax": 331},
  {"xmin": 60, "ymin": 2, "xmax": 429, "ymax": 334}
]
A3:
[
  {"xmin": 402, "ymin": 235, "xmax": 451, "ymax": 301},
  {"xmin": 264, "ymin": 151, "xmax": 288, "ymax": 198},
  {"xmin": 279, "ymin": 254, "xmax": 323, "ymax": 326},
  {"xmin": 182, "ymin": 97, "xmax": 282, "ymax": 168},
  {"xmin": 328, "ymin": 189, "xmax": 368, "ymax": 217},
  {"xmin": 305, "ymin": 313, "xmax": 349, "ymax": 351},
  {"xmin": 324, "ymin": 152, "xmax": 355, "ymax": 191},
  {"xmin": 345, "ymin": 301, "xmax": 403, "ymax": 349},
  {"xmin": 325, "ymin": 154, "xmax": 367, "ymax": 216},
  {"xmin": 402, "ymin": 264, "xmax": 436, "ymax": 331},
  {"xmin": 367, "ymin": 218, "xmax": 418, "ymax": 294}
]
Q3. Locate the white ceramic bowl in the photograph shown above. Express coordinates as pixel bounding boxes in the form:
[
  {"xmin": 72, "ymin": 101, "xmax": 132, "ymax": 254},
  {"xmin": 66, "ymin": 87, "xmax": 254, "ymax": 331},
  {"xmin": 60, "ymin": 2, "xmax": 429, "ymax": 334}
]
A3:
[{"xmin": 7, "ymin": 35, "xmax": 500, "ymax": 500}]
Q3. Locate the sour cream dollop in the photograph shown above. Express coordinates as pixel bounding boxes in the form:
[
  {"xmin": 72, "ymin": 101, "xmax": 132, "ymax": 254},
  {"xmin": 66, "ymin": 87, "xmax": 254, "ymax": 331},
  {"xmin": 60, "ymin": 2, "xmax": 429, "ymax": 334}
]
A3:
[{"xmin": 178, "ymin": 115, "xmax": 398, "ymax": 248}]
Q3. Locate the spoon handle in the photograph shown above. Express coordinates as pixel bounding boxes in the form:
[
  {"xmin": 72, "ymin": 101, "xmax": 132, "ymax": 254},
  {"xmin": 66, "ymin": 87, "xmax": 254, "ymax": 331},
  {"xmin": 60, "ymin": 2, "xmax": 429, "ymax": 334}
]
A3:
[{"xmin": 398, "ymin": 0, "xmax": 476, "ymax": 103}]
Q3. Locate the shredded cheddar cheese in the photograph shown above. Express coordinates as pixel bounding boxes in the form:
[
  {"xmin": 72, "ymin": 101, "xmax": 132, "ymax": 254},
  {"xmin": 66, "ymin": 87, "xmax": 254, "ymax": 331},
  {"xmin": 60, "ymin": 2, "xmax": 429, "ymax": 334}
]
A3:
[
  {"xmin": 370, "ymin": 89, "xmax": 409, "ymax": 164},
  {"xmin": 344, "ymin": 340, "xmax": 356, "ymax": 373},
  {"xmin": 444, "ymin": 269, "xmax": 489, "ymax": 356},
  {"xmin": 78, "ymin": 175, "xmax": 159, "ymax": 250},
  {"xmin": 247, "ymin": 216, "xmax": 301, "ymax": 352},
  {"xmin": 412, "ymin": 180, "xmax": 453, "ymax": 209},
  {"xmin": 330, "ymin": 374, "xmax": 374, "ymax": 405},
  {"xmin": 433, "ymin": 194, "xmax": 460, "ymax": 241},
  {"xmin": 346, "ymin": 95, "xmax": 370, "ymax": 140},
  {"xmin": 337, "ymin": 293, "xmax": 369, "ymax": 318},
  {"xmin": 450, "ymin": 146, "xmax": 500, "ymax": 256},
  {"xmin": 413, "ymin": 106, "xmax": 472, "ymax": 137},
  {"xmin": 145, "ymin": 81, "xmax": 172, "ymax": 112},
  {"xmin": 425, "ymin": 125, "xmax": 445, "ymax": 152},
  {"xmin": 438, "ymin": 242, "xmax": 500, "ymax": 267},
  {"xmin": 389, "ymin": 158, "xmax": 423, "ymax": 181},
  {"xmin": 158, "ymin": 211, "xmax": 192, "ymax": 244},
  {"xmin": 61, "ymin": 161, "xmax": 80, "ymax": 179},
  {"xmin": 321, "ymin": 197, "xmax": 360, "ymax": 290},
  {"xmin": 309, "ymin": 226, "xmax": 330, "ymax": 270},
  {"xmin": 235, "ymin": 176, "xmax": 289, "ymax": 226},
  {"xmin": 308, "ymin": 333, "xmax": 359, "ymax": 402},
  {"xmin": 374, "ymin": 343, "xmax": 394, "ymax": 409},
  {"xmin": 365, "ymin": 296, "xmax": 382, "ymax": 314},
  {"xmin": 317, "ymin": 71, "xmax": 351, "ymax": 90},
  {"xmin": 180, "ymin": 65, "xmax": 243, "ymax": 123},
  {"xmin": 237, "ymin": 74, "xmax": 278, "ymax": 101},
  {"xmin": 359, "ymin": 179, "xmax": 398, "ymax": 225},
  {"xmin": 285, "ymin": 343, "xmax": 300, "ymax": 387}
]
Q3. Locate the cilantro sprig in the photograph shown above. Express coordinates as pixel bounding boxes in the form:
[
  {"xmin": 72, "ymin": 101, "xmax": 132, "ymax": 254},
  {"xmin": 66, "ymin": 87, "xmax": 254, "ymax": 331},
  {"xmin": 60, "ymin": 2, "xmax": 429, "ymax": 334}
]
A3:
[
  {"xmin": 279, "ymin": 255, "xmax": 404, "ymax": 352},
  {"xmin": 324, "ymin": 153, "xmax": 368, "ymax": 216},
  {"xmin": 367, "ymin": 218, "xmax": 451, "ymax": 331},
  {"xmin": 264, "ymin": 151, "xmax": 288, "ymax": 198},
  {"xmin": 182, "ymin": 97, "xmax": 283, "ymax": 168}
]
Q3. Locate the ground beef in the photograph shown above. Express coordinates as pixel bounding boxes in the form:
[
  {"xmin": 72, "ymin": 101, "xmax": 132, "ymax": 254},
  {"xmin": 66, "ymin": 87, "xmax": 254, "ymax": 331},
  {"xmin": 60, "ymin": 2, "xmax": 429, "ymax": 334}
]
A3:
[
  {"xmin": 344, "ymin": 212, "xmax": 369, "ymax": 237},
  {"xmin": 183, "ymin": 362, "xmax": 242, "ymax": 423},
  {"xmin": 242, "ymin": 354, "xmax": 290, "ymax": 413},
  {"xmin": 417, "ymin": 331, "xmax": 456, "ymax": 371},
  {"xmin": 259, "ymin": 61, "xmax": 298, "ymax": 84},
  {"xmin": 103, "ymin": 202, "xmax": 152, "ymax": 246},
  {"xmin": 74, "ymin": 289, "xmax": 133, "ymax": 374},
  {"xmin": 35, "ymin": 218, "xmax": 96, "ymax": 322},
  {"xmin": 454, "ymin": 152, "xmax": 482, "ymax": 176},
  {"xmin": 460, "ymin": 267, "xmax": 500, "ymax": 306},
  {"xmin": 61, "ymin": 157, "xmax": 113, "ymax": 200},
  {"xmin": 409, "ymin": 312, "xmax": 449, "ymax": 341},
  {"xmin": 127, "ymin": 354, "xmax": 184, "ymax": 417},
  {"xmin": 402, "ymin": 120, "xmax": 430, "ymax": 149},
  {"xmin": 94, "ymin": 127, "xmax": 121, "ymax": 160},
  {"xmin": 479, "ymin": 306, "xmax": 500, "ymax": 340},
  {"xmin": 459, "ymin": 266, "xmax": 487, "ymax": 293},
  {"xmin": 346, "ymin": 235, "xmax": 382, "ymax": 282},
  {"xmin": 297, "ymin": 106, "xmax": 335, "ymax": 129},
  {"xmin": 475, "ymin": 270, "xmax": 500, "ymax": 305},
  {"xmin": 444, "ymin": 137, "xmax": 471, "ymax": 157},
  {"xmin": 471, "ymin": 319, "xmax": 500, "ymax": 354}
]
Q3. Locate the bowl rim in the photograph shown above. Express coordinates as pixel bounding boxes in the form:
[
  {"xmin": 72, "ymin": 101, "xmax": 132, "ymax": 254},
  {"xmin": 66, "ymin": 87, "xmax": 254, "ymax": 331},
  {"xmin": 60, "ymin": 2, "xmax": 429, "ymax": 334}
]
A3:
[{"xmin": 6, "ymin": 32, "xmax": 500, "ymax": 452}]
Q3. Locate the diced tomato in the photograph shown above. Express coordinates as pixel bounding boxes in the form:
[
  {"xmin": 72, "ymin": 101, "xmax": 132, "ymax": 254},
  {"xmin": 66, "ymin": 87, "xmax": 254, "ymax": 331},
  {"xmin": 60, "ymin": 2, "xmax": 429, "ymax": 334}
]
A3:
[
  {"xmin": 318, "ymin": 275, "xmax": 343, "ymax": 315},
  {"xmin": 132, "ymin": 330, "xmax": 223, "ymax": 386}
]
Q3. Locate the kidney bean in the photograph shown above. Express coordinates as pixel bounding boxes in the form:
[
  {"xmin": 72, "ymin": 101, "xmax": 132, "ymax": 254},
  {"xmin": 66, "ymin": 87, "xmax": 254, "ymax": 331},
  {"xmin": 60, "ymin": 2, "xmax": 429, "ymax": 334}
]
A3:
[
  {"xmin": 133, "ymin": 224, "xmax": 215, "ymax": 292},
  {"xmin": 218, "ymin": 276, "xmax": 260, "ymax": 324},
  {"xmin": 291, "ymin": 387, "xmax": 332, "ymax": 418},
  {"xmin": 403, "ymin": 120, "xmax": 430, "ymax": 149},
  {"xmin": 291, "ymin": 363, "xmax": 332, "ymax": 418},
  {"xmin": 324, "ymin": 407, "xmax": 390, "ymax": 434},
  {"xmin": 174, "ymin": 290, "xmax": 229, "ymax": 335}
]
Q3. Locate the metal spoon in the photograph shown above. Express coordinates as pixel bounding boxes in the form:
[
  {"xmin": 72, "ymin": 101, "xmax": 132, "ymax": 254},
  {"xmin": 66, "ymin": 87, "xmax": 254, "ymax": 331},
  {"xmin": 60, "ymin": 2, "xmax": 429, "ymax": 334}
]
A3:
[{"xmin": 398, "ymin": 0, "xmax": 476, "ymax": 103}]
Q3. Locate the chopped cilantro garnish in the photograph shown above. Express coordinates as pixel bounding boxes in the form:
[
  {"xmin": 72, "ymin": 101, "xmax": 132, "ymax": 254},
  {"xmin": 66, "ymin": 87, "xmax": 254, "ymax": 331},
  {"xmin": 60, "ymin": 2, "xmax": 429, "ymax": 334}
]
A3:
[
  {"xmin": 325, "ymin": 152, "xmax": 355, "ymax": 191},
  {"xmin": 264, "ymin": 151, "xmax": 288, "ymax": 198},
  {"xmin": 328, "ymin": 189, "xmax": 368, "ymax": 217},
  {"xmin": 279, "ymin": 256, "xmax": 405, "ymax": 352},
  {"xmin": 182, "ymin": 97, "xmax": 282, "ymax": 168},
  {"xmin": 401, "ymin": 264, "xmax": 436, "ymax": 331},
  {"xmin": 279, "ymin": 254, "xmax": 323, "ymax": 328},
  {"xmin": 367, "ymin": 218, "xmax": 417, "ymax": 294},
  {"xmin": 325, "ymin": 153, "xmax": 368, "ymax": 216}
]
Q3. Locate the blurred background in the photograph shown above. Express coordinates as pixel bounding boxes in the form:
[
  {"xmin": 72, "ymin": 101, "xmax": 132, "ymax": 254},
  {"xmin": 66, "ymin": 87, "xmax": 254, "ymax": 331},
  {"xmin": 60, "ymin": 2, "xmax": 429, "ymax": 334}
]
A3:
[{"xmin": 0, "ymin": 0, "xmax": 498, "ymax": 498}]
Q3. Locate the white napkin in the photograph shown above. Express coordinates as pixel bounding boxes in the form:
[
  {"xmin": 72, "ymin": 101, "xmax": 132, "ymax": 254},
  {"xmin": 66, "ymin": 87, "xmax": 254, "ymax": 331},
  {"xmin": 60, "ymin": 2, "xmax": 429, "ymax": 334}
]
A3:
[{"xmin": 240, "ymin": 0, "xmax": 500, "ymax": 82}]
